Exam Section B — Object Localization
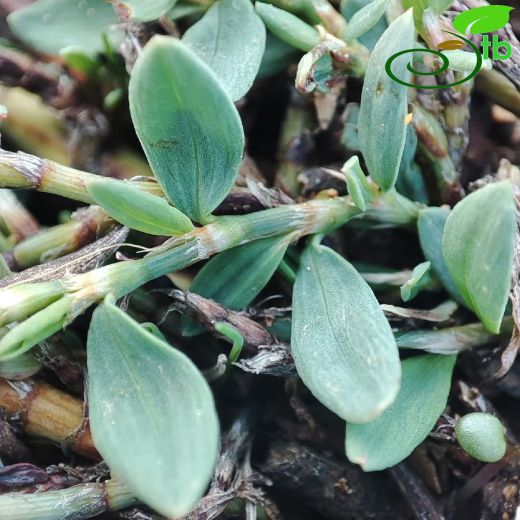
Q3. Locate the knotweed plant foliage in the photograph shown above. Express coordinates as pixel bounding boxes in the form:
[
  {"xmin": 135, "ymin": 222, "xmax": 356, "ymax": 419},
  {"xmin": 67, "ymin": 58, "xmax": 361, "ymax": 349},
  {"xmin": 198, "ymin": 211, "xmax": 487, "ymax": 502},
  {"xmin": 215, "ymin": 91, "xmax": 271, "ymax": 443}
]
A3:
[{"xmin": 0, "ymin": 0, "xmax": 517, "ymax": 517}]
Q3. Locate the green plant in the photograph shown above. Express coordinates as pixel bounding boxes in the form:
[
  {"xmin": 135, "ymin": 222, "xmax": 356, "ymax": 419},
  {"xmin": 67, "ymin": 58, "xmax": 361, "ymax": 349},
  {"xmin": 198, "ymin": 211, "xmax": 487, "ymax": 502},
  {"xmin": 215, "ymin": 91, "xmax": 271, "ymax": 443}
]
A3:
[{"xmin": 0, "ymin": 0, "xmax": 518, "ymax": 518}]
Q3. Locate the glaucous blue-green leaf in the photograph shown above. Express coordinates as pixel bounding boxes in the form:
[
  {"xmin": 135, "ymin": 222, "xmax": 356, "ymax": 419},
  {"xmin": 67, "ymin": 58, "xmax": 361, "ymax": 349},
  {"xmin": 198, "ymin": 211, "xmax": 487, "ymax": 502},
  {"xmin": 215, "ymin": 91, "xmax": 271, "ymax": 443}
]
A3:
[
  {"xmin": 443, "ymin": 182, "xmax": 515, "ymax": 333},
  {"xmin": 346, "ymin": 354, "xmax": 456, "ymax": 470},
  {"xmin": 358, "ymin": 10, "xmax": 414, "ymax": 191},
  {"xmin": 168, "ymin": 1, "xmax": 206, "ymax": 20},
  {"xmin": 184, "ymin": 234, "xmax": 292, "ymax": 335},
  {"xmin": 341, "ymin": 0, "xmax": 388, "ymax": 50},
  {"xmin": 0, "ymin": 350, "xmax": 41, "ymax": 379},
  {"xmin": 453, "ymin": 5, "xmax": 513, "ymax": 35},
  {"xmin": 190, "ymin": 234, "xmax": 292, "ymax": 309},
  {"xmin": 343, "ymin": 0, "xmax": 390, "ymax": 41},
  {"xmin": 400, "ymin": 261, "xmax": 431, "ymax": 302},
  {"xmin": 88, "ymin": 300, "xmax": 219, "ymax": 518},
  {"xmin": 342, "ymin": 102, "xmax": 361, "ymax": 151},
  {"xmin": 183, "ymin": 0, "xmax": 266, "ymax": 101},
  {"xmin": 291, "ymin": 242, "xmax": 400, "ymax": 423},
  {"xmin": 455, "ymin": 412, "xmax": 507, "ymax": 463},
  {"xmin": 255, "ymin": 3, "xmax": 320, "ymax": 52},
  {"xmin": 341, "ymin": 155, "xmax": 373, "ymax": 211},
  {"xmin": 418, "ymin": 207, "xmax": 464, "ymax": 304},
  {"xmin": 7, "ymin": 0, "xmax": 122, "ymax": 56},
  {"xmin": 129, "ymin": 37, "xmax": 244, "ymax": 223},
  {"xmin": 111, "ymin": 0, "xmax": 177, "ymax": 22},
  {"xmin": 88, "ymin": 181, "xmax": 194, "ymax": 236}
]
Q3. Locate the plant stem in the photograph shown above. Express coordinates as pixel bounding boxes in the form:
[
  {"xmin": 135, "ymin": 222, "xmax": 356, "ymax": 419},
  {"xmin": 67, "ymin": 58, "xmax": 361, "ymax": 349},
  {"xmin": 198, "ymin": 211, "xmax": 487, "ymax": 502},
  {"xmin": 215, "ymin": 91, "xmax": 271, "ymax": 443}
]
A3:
[
  {"xmin": 442, "ymin": 80, "xmax": 472, "ymax": 168},
  {"xmin": 475, "ymin": 69, "xmax": 520, "ymax": 118},
  {"xmin": 82, "ymin": 197, "xmax": 366, "ymax": 298},
  {"xmin": 277, "ymin": 258, "xmax": 297, "ymax": 284},
  {"xmin": 0, "ymin": 377, "xmax": 97, "ymax": 458},
  {"xmin": 80, "ymin": 190, "xmax": 419, "ymax": 300},
  {"xmin": 0, "ymin": 190, "xmax": 421, "ymax": 357},
  {"xmin": 0, "ymin": 479, "xmax": 137, "ymax": 520},
  {"xmin": 412, "ymin": 104, "xmax": 463, "ymax": 204},
  {"xmin": 5, "ymin": 206, "xmax": 112, "ymax": 270},
  {"xmin": 0, "ymin": 150, "xmax": 162, "ymax": 204}
]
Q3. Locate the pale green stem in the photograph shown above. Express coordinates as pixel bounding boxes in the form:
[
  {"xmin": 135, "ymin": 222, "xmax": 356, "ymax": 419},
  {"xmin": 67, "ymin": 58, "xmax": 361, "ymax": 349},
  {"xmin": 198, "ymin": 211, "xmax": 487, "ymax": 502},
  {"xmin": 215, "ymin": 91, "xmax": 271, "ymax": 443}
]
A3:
[
  {"xmin": 7, "ymin": 206, "xmax": 111, "ymax": 269},
  {"xmin": 0, "ymin": 479, "xmax": 137, "ymax": 520},
  {"xmin": 0, "ymin": 150, "xmax": 162, "ymax": 205},
  {"xmin": 475, "ymin": 68, "xmax": 520, "ymax": 118},
  {"xmin": 277, "ymin": 258, "xmax": 297, "ymax": 284},
  {"xmin": 18, "ymin": 193, "xmax": 421, "ymax": 304},
  {"xmin": 0, "ymin": 190, "xmax": 421, "ymax": 357}
]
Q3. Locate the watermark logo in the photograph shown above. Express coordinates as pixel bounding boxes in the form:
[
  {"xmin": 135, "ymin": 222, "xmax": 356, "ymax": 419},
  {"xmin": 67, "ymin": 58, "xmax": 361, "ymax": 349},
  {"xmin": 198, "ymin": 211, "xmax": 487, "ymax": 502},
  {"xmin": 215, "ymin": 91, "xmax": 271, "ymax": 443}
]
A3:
[{"xmin": 385, "ymin": 5, "xmax": 514, "ymax": 89}]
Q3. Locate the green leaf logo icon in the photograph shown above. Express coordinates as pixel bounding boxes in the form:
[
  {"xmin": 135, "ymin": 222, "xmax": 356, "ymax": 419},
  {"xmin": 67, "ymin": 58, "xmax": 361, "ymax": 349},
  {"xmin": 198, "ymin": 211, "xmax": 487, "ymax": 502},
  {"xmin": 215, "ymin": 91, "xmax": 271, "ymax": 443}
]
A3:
[{"xmin": 453, "ymin": 5, "xmax": 513, "ymax": 35}]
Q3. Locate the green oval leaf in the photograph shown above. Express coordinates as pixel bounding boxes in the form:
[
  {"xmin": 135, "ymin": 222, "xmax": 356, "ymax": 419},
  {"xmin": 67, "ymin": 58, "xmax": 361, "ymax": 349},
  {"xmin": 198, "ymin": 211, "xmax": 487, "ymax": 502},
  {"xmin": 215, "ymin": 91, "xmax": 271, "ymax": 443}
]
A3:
[
  {"xmin": 168, "ymin": 2, "xmax": 206, "ymax": 21},
  {"xmin": 417, "ymin": 207, "xmax": 464, "ymax": 304},
  {"xmin": 7, "ymin": 0, "xmax": 122, "ymax": 56},
  {"xmin": 291, "ymin": 242, "xmax": 401, "ymax": 423},
  {"xmin": 358, "ymin": 9, "xmax": 415, "ymax": 191},
  {"xmin": 346, "ymin": 354, "xmax": 456, "ymax": 471},
  {"xmin": 400, "ymin": 261, "xmax": 431, "ymax": 302},
  {"xmin": 183, "ymin": 0, "xmax": 266, "ymax": 101},
  {"xmin": 88, "ymin": 181, "xmax": 194, "ymax": 236},
  {"xmin": 455, "ymin": 412, "xmax": 507, "ymax": 462},
  {"xmin": 255, "ymin": 2, "xmax": 320, "ymax": 52},
  {"xmin": 184, "ymin": 234, "xmax": 292, "ymax": 335},
  {"xmin": 88, "ymin": 300, "xmax": 219, "ymax": 518},
  {"xmin": 341, "ymin": 0, "xmax": 388, "ymax": 50},
  {"xmin": 443, "ymin": 182, "xmax": 515, "ymax": 333},
  {"xmin": 453, "ymin": 5, "xmax": 513, "ymax": 35},
  {"xmin": 129, "ymin": 36, "xmax": 245, "ymax": 223},
  {"xmin": 343, "ymin": 0, "xmax": 390, "ymax": 41},
  {"xmin": 0, "ymin": 350, "xmax": 41, "ymax": 379},
  {"xmin": 341, "ymin": 102, "xmax": 361, "ymax": 151},
  {"xmin": 190, "ymin": 234, "xmax": 292, "ymax": 310}
]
